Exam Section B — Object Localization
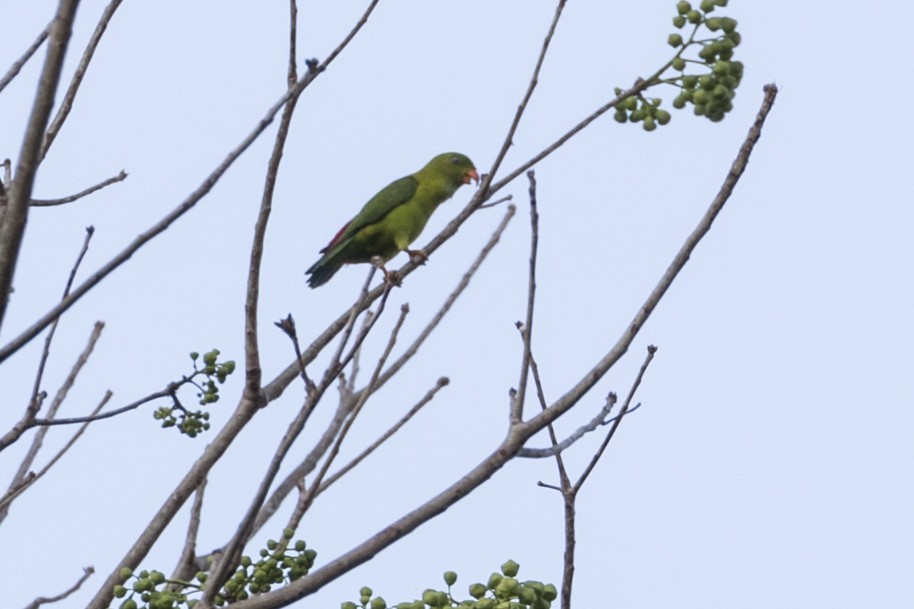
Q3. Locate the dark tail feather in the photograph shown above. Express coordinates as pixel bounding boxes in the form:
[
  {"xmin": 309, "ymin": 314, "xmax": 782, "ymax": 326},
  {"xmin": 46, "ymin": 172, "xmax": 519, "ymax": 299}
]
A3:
[{"xmin": 305, "ymin": 255, "xmax": 342, "ymax": 288}]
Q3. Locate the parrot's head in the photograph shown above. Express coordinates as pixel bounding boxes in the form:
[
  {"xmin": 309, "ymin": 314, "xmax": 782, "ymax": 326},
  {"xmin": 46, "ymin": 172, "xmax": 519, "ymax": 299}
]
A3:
[{"xmin": 427, "ymin": 152, "xmax": 479, "ymax": 187}]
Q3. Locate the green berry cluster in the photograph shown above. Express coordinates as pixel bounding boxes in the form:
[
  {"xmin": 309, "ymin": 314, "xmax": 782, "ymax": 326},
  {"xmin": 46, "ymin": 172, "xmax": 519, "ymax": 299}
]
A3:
[
  {"xmin": 152, "ymin": 349, "xmax": 236, "ymax": 438},
  {"xmin": 613, "ymin": 93, "xmax": 671, "ymax": 132},
  {"xmin": 613, "ymin": 0, "xmax": 743, "ymax": 129},
  {"xmin": 190, "ymin": 349, "xmax": 236, "ymax": 405},
  {"xmin": 111, "ymin": 530, "xmax": 315, "ymax": 609},
  {"xmin": 343, "ymin": 560, "xmax": 557, "ymax": 609},
  {"xmin": 112, "ymin": 568, "xmax": 189, "ymax": 609},
  {"xmin": 153, "ymin": 404, "xmax": 210, "ymax": 437},
  {"xmin": 223, "ymin": 531, "xmax": 317, "ymax": 602},
  {"xmin": 668, "ymin": 0, "xmax": 743, "ymax": 122}
]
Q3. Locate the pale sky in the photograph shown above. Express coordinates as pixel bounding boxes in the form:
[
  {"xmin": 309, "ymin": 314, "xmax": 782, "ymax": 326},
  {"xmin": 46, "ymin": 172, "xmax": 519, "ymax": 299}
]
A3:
[{"xmin": 1, "ymin": 2, "xmax": 912, "ymax": 608}]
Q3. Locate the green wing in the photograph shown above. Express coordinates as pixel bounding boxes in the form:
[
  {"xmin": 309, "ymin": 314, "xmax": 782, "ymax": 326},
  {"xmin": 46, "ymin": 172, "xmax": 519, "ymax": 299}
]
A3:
[{"xmin": 321, "ymin": 176, "xmax": 418, "ymax": 254}]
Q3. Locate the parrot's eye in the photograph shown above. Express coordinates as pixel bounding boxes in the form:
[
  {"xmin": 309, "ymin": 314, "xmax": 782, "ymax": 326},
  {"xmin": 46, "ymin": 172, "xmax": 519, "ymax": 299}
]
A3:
[{"xmin": 450, "ymin": 154, "xmax": 460, "ymax": 165}]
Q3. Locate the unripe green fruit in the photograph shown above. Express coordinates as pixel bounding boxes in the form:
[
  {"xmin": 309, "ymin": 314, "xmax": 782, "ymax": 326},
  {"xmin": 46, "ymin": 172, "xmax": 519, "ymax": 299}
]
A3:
[
  {"xmin": 676, "ymin": 1, "xmax": 691, "ymax": 15},
  {"xmin": 371, "ymin": 597, "xmax": 387, "ymax": 609},
  {"xmin": 543, "ymin": 585, "xmax": 558, "ymax": 602},
  {"xmin": 444, "ymin": 571, "xmax": 458, "ymax": 586},
  {"xmin": 672, "ymin": 57, "xmax": 686, "ymax": 71},
  {"xmin": 422, "ymin": 590, "xmax": 438, "ymax": 605},
  {"xmin": 495, "ymin": 577, "xmax": 518, "ymax": 596},
  {"xmin": 119, "ymin": 567, "xmax": 133, "ymax": 581},
  {"xmin": 686, "ymin": 10, "xmax": 702, "ymax": 23},
  {"xmin": 700, "ymin": 0, "xmax": 715, "ymax": 11},
  {"xmin": 613, "ymin": 109, "xmax": 628, "ymax": 123},
  {"xmin": 341, "ymin": 602, "xmax": 358, "ymax": 609},
  {"xmin": 469, "ymin": 583, "xmax": 487, "ymax": 599},
  {"xmin": 673, "ymin": 15, "xmax": 686, "ymax": 28},
  {"xmin": 360, "ymin": 586, "xmax": 373, "ymax": 598},
  {"xmin": 642, "ymin": 116, "xmax": 657, "ymax": 131},
  {"xmin": 667, "ymin": 33, "xmax": 683, "ymax": 47},
  {"xmin": 113, "ymin": 585, "xmax": 127, "ymax": 598},
  {"xmin": 501, "ymin": 560, "xmax": 520, "ymax": 577},
  {"xmin": 476, "ymin": 599, "xmax": 495, "ymax": 609},
  {"xmin": 487, "ymin": 573, "xmax": 503, "ymax": 589},
  {"xmin": 720, "ymin": 17, "xmax": 737, "ymax": 33},
  {"xmin": 705, "ymin": 17, "xmax": 721, "ymax": 31},
  {"xmin": 121, "ymin": 600, "xmax": 138, "ymax": 609},
  {"xmin": 657, "ymin": 109, "xmax": 672, "ymax": 125}
]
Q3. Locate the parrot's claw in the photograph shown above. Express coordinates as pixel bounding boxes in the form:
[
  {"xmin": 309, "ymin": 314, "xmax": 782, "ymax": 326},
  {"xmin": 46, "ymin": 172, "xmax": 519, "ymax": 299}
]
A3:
[
  {"xmin": 370, "ymin": 256, "xmax": 402, "ymax": 288},
  {"xmin": 406, "ymin": 249, "xmax": 429, "ymax": 265},
  {"xmin": 384, "ymin": 270, "xmax": 403, "ymax": 287}
]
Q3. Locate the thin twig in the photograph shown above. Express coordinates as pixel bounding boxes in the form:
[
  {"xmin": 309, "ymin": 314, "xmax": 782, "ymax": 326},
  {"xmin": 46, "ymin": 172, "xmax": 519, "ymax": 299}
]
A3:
[
  {"xmin": 0, "ymin": 22, "xmax": 50, "ymax": 94},
  {"xmin": 574, "ymin": 346, "xmax": 656, "ymax": 491},
  {"xmin": 170, "ymin": 479, "xmax": 208, "ymax": 585},
  {"xmin": 244, "ymin": 0, "xmax": 305, "ymax": 404},
  {"xmin": 316, "ymin": 377, "xmax": 449, "ymax": 496},
  {"xmin": 40, "ymin": 0, "xmax": 125, "ymax": 161},
  {"xmin": 275, "ymin": 315, "xmax": 314, "ymax": 394},
  {"xmin": 282, "ymin": 303, "xmax": 413, "ymax": 535},
  {"xmin": 0, "ymin": 391, "xmax": 111, "ymax": 517},
  {"xmin": 29, "ymin": 171, "xmax": 127, "ymax": 206},
  {"xmin": 519, "ymin": 399, "xmax": 647, "ymax": 458},
  {"xmin": 21, "ymin": 566, "xmax": 94, "ymax": 609},
  {"xmin": 485, "ymin": 0, "xmax": 567, "ymax": 192},
  {"xmin": 511, "ymin": 171, "xmax": 539, "ymax": 424},
  {"xmin": 0, "ymin": 319, "xmax": 103, "ymax": 455}
]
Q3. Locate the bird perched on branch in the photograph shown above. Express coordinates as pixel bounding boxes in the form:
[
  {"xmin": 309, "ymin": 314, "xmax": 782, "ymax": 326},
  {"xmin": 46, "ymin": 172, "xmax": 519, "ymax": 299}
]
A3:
[{"xmin": 306, "ymin": 152, "xmax": 479, "ymax": 288}]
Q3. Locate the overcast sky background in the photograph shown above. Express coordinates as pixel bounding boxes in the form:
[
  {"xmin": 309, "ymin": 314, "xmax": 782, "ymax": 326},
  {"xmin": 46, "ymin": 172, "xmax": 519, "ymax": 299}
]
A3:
[{"xmin": 1, "ymin": 1, "xmax": 912, "ymax": 608}]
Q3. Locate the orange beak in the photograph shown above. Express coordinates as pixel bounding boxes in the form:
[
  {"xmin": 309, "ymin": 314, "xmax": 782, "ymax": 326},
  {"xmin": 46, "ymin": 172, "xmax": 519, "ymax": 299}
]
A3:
[{"xmin": 464, "ymin": 169, "xmax": 480, "ymax": 185}]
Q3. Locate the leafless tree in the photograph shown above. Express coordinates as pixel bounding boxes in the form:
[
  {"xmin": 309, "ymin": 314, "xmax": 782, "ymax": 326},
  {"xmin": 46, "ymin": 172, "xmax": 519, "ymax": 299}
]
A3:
[{"xmin": 0, "ymin": 2, "xmax": 775, "ymax": 609}]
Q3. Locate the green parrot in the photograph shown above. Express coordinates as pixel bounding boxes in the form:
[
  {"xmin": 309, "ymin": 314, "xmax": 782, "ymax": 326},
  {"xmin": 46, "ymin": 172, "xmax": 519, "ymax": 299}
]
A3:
[{"xmin": 306, "ymin": 152, "xmax": 479, "ymax": 288}]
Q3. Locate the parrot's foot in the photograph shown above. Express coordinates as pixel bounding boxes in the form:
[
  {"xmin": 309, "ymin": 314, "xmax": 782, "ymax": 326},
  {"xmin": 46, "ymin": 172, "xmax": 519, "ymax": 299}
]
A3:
[
  {"xmin": 371, "ymin": 256, "xmax": 402, "ymax": 288},
  {"xmin": 406, "ymin": 248, "xmax": 429, "ymax": 265},
  {"xmin": 384, "ymin": 270, "xmax": 403, "ymax": 287}
]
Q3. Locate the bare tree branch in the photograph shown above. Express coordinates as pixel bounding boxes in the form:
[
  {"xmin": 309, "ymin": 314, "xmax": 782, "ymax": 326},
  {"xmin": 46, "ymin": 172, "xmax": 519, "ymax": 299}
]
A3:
[
  {"xmin": 0, "ymin": 22, "xmax": 50, "ymax": 94},
  {"xmin": 20, "ymin": 566, "xmax": 94, "ymax": 609},
  {"xmin": 243, "ymin": 0, "xmax": 304, "ymax": 407},
  {"xmin": 40, "ymin": 0, "xmax": 125, "ymax": 161},
  {"xmin": 485, "ymin": 0, "xmax": 567, "ymax": 190},
  {"xmin": 170, "ymin": 478, "xmax": 208, "ymax": 585},
  {"xmin": 0, "ymin": 320, "xmax": 103, "ymax": 453},
  {"xmin": 0, "ymin": 391, "xmax": 111, "ymax": 519},
  {"xmin": 316, "ymin": 376, "xmax": 449, "ymax": 497},
  {"xmin": 29, "ymin": 170, "xmax": 126, "ymax": 206},
  {"xmin": 523, "ymin": 83, "xmax": 779, "ymax": 438},
  {"xmin": 511, "ymin": 171, "xmax": 540, "ymax": 424},
  {"xmin": 0, "ymin": 0, "xmax": 79, "ymax": 331},
  {"xmin": 574, "ymin": 346, "xmax": 656, "ymax": 492}
]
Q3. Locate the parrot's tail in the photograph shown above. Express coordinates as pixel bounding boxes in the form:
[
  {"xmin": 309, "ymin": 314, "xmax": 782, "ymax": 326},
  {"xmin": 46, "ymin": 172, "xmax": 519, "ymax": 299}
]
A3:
[{"xmin": 305, "ymin": 256, "xmax": 342, "ymax": 288}]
